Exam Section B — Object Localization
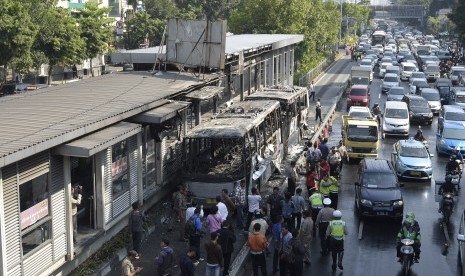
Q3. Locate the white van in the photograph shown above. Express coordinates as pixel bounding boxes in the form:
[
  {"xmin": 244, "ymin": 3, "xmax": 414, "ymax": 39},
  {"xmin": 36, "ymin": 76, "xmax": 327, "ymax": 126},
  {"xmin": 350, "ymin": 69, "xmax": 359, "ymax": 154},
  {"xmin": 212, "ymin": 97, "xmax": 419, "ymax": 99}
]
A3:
[
  {"xmin": 400, "ymin": 62, "xmax": 418, "ymax": 81},
  {"xmin": 382, "ymin": 101, "xmax": 410, "ymax": 138}
]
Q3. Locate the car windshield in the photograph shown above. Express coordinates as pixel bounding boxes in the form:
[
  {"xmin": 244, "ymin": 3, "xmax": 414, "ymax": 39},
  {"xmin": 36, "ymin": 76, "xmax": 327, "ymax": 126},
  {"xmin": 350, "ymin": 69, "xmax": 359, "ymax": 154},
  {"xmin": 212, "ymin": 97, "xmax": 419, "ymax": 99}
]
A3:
[
  {"xmin": 350, "ymin": 88, "xmax": 367, "ymax": 96},
  {"xmin": 404, "ymin": 66, "xmax": 416, "ymax": 71},
  {"xmin": 410, "ymin": 98, "xmax": 428, "ymax": 108},
  {"xmin": 400, "ymin": 146, "xmax": 429, "ymax": 158},
  {"xmin": 443, "ymin": 128, "xmax": 465, "ymax": 140},
  {"xmin": 456, "ymin": 95, "xmax": 465, "ymax": 103},
  {"xmin": 347, "ymin": 125, "xmax": 378, "ymax": 142},
  {"xmin": 390, "ymin": 88, "xmax": 405, "ymax": 95},
  {"xmin": 385, "ymin": 108, "xmax": 408, "ymax": 118},
  {"xmin": 452, "ymin": 70, "xmax": 465, "ymax": 76},
  {"xmin": 385, "ymin": 76, "xmax": 398, "ymax": 82},
  {"xmin": 350, "ymin": 111, "xmax": 371, "ymax": 117},
  {"xmin": 422, "ymin": 92, "xmax": 440, "ymax": 101},
  {"xmin": 411, "ymin": 73, "xmax": 425, "ymax": 79},
  {"xmin": 413, "ymin": 80, "xmax": 427, "ymax": 86},
  {"xmin": 363, "ymin": 172, "xmax": 397, "ymax": 188},
  {"xmin": 445, "ymin": 112, "xmax": 465, "ymax": 121},
  {"xmin": 426, "ymin": 66, "xmax": 439, "ymax": 72},
  {"xmin": 361, "ymin": 61, "xmax": 371, "ymax": 66}
]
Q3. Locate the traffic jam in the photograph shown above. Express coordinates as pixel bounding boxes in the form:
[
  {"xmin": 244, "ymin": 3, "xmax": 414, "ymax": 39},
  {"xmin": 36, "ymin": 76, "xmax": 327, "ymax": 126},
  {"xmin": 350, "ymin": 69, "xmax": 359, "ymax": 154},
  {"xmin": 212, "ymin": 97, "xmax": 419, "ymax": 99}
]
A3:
[{"xmin": 330, "ymin": 19, "xmax": 465, "ymax": 275}]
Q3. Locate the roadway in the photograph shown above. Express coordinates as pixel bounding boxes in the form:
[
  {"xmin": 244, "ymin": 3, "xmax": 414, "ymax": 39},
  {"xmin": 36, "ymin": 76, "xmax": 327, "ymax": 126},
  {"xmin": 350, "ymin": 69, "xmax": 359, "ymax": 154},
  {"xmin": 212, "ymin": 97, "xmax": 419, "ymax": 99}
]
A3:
[{"xmin": 242, "ymin": 60, "xmax": 464, "ymax": 276}]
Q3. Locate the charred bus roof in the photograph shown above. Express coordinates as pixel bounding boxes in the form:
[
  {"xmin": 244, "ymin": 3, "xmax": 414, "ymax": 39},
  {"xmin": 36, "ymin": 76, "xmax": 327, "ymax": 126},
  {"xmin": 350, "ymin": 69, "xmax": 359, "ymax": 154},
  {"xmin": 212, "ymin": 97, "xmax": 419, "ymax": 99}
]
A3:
[
  {"xmin": 186, "ymin": 100, "xmax": 280, "ymax": 139},
  {"xmin": 245, "ymin": 86, "xmax": 307, "ymax": 104}
]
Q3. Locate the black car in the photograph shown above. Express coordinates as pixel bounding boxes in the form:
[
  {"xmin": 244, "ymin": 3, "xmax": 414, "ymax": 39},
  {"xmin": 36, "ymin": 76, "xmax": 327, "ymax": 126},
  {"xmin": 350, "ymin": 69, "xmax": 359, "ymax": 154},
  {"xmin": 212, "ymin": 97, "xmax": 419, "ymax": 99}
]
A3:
[
  {"xmin": 355, "ymin": 158, "xmax": 404, "ymax": 220},
  {"xmin": 402, "ymin": 95, "xmax": 433, "ymax": 125}
]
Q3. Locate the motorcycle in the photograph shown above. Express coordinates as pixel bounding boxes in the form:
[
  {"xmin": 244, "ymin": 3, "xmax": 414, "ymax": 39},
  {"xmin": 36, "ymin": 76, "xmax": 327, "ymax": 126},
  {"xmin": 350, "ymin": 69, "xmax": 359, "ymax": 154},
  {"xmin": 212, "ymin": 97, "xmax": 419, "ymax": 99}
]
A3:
[
  {"xmin": 441, "ymin": 192, "xmax": 454, "ymax": 225},
  {"xmin": 446, "ymin": 170, "xmax": 461, "ymax": 190},
  {"xmin": 399, "ymin": 238, "xmax": 415, "ymax": 275}
]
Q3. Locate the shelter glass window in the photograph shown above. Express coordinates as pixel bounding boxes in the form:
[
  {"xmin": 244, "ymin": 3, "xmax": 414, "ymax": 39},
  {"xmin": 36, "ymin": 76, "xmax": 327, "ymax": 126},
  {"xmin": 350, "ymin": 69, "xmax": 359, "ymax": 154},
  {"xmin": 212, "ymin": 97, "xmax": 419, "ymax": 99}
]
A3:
[
  {"xmin": 143, "ymin": 127, "xmax": 157, "ymax": 191},
  {"xmin": 112, "ymin": 140, "xmax": 129, "ymax": 197},
  {"xmin": 19, "ymin": 173, "xmax": 51, "ymax": 256}
]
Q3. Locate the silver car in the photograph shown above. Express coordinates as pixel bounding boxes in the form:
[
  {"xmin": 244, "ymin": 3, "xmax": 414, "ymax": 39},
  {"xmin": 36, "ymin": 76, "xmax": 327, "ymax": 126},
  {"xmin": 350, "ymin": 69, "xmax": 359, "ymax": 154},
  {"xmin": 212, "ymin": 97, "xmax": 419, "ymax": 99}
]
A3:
[
  {"xmin": 419, "ymin": 88, "xmax": 441, "ymax": 114},
  {"xmin": 387, "ymin": 87, "xmax": 406, "ymax": 101},
  {"xmin": 382, "ymin": 73, "xmax": 400, "ymax": 93}
]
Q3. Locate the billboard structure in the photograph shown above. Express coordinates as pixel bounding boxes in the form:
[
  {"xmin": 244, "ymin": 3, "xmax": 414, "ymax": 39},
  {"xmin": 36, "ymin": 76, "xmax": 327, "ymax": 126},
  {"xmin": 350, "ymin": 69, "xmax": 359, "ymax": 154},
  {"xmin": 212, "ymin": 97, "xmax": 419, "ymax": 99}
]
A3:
[{"xmin": 166, "ymin": 19, "xmax": 226, "ymax": 70}]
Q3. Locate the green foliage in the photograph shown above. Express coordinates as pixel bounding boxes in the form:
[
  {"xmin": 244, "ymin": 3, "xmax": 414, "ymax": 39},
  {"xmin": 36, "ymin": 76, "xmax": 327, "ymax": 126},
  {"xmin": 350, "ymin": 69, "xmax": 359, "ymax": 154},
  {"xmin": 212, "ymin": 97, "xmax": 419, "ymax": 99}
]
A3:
[
  {"xmin": 78, "ymin": 2, "xmax": 114, "ymax": 65},
  {"xmin": 0, "ymin": 0, "xmax": 37, "ymax": 74},
  {"xmin": 145, "ymin": 0, "xmax": 179, "ymax": 19},
  {"xmin": 449, "ymin": 0, "xmax": 465, "ymax": 43},
  {"xmin": 124, "ymin": 11, "xmax": 165, "ymax": 49}
]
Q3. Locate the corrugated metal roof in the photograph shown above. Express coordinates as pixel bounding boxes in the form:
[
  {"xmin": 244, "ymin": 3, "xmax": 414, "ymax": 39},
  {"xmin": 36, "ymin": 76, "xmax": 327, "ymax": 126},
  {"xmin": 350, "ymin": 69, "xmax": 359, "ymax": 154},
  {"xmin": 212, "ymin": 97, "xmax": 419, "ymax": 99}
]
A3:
[
  {"xmin": 0, "ymin": 71, "xmax": 216, "ymax": 167},
  {"xmin": 110, "ymin": 34, "xmax": 304, "ymax": 63},
  {"xmin": 131, "ymin": 100, "xmax": 191, "ymax": 124},
  {"xmin": 225, "ymin": 34, "xmax": 304, "ymax": 55},
  {"xmin": 53, "ymin": 122, "xmax": 142, "ymax": 157},
  {"xmin": 185, "ymin": 86, "xmax": 224, "ymax": 100}
]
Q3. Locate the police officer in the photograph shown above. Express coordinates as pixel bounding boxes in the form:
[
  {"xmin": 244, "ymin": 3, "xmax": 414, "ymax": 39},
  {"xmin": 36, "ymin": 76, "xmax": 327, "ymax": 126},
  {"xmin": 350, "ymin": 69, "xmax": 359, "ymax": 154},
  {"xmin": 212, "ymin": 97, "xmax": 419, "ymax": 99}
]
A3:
[
  {"xmin": 319, "ymin": 174, "xmax": 331, "ymax": 199},
  {"xmin": 328, "ymin": 176, "xmax": 340, "ymax": 209},
  {"xmin": 326, "ymin": 210, "xmax": 347, "ymax": 271},
  {"xmin": 396, "ymin": 212, "xmax": 421, "ymax": 263},
  {"xmin": 315, "ymin": 198, "xmax": 334, "ymax": 255},
  {"xmin": 309, "ymin": 188, "xmax": 323, "ymax": 226}
]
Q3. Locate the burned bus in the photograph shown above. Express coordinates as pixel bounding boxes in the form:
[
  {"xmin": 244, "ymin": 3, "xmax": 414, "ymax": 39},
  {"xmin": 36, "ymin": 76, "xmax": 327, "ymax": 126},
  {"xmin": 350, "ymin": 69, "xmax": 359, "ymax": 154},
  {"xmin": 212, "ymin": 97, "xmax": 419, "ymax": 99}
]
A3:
[
  {"xmin": 245, "ymin": 86, "xmax": 309, "ymax": 156},
  {"xmin": 183, "ymin": 100, "xmax": 282, "ymax": 205}
]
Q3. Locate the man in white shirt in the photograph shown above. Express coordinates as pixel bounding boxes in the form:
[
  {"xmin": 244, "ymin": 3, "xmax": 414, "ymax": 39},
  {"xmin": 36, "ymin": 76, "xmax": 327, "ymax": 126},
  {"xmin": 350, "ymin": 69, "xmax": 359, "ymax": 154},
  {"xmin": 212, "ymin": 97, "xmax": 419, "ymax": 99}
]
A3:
[
  {"xmin": 186, "ymin": 200, "xmax": 204, "ymax": 221},
  {"xmin": 216, "ymin": 196, "xmax": 228, "ymax": 221}
]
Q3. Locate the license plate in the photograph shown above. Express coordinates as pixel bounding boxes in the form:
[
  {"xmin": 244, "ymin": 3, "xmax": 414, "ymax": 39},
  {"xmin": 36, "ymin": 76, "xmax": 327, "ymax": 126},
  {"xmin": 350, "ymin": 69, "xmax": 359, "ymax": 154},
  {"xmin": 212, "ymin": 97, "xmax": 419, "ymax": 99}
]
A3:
[
  {"xmin": 410, "ymin": 171, "xmax": 421, "ymax": 176},
  {"xmin": 206, "ymin": 198, "xmax": 217, "ymax": 204},
  {"xmin": 377, "ymin": 212, "xmax": 388, "ymax": 216},
  {"xmin": 354, "ymin": 102, "xmax": 360, "ymax": 106}
]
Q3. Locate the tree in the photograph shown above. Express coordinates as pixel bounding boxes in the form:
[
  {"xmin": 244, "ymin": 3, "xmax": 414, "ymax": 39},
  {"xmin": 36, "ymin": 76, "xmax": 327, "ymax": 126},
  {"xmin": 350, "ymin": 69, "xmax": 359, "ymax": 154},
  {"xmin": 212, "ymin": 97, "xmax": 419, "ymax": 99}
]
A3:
[
  {"xmin": 0, "ymin": 0, "xmax": 36, "ymax": 80},
  {"xmin": 79, "ymin": 2, "xmax": 114, "ymax": 77},
  {"xmin": 35, "ymin": 7, "xmax": 84, "ymax": 84},
  {"xmin": 124, "ymin": 11, "xmax": 165, "ymax": 49},
  {"xmin": 449, "ymin": 0, "xmax": 465, "ymax": 43}
]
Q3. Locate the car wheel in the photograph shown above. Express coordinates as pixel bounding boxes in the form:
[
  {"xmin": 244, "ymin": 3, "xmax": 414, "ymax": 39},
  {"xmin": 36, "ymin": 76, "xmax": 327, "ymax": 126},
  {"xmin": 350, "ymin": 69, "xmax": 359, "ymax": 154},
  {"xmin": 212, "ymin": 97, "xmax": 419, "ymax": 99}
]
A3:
[{"xmin": 428, "ymin": 121, "xmax": 432, "ymax": 125}]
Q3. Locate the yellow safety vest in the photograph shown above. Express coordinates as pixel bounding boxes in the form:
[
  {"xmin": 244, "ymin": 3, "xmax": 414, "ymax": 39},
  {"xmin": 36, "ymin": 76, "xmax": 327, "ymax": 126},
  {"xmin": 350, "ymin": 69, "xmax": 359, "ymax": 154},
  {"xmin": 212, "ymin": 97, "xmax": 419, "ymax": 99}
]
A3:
[
  {"xmin": 309, "ymin": 193, "xmax": 323, "ymax": 207},
  {"xmin": 330, "ymin": 220, "xmax": 345, "ymax": 239},
  {"xmin": 329, "ymin": 177, "xmax": 339, "ymax": 193},
  {"xmin": 319, "ymin": 180, "xmax": 330, "ymax": 196}
]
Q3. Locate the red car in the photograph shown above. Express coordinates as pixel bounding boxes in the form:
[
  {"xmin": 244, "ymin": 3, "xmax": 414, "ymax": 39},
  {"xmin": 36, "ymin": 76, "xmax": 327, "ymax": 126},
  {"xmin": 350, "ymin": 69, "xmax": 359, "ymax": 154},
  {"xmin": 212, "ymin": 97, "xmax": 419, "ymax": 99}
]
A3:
[{"xmin": 347, "ymin": 85, "xmax": 370, "ymax": 111}]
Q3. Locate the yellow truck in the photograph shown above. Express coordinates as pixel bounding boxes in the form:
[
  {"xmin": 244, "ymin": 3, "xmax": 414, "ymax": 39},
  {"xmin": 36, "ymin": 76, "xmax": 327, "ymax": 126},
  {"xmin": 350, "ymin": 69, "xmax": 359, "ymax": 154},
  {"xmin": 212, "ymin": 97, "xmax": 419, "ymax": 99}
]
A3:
[{"xmin": 342, "ymin": 115, "xmax": 379, "ymax": 159}]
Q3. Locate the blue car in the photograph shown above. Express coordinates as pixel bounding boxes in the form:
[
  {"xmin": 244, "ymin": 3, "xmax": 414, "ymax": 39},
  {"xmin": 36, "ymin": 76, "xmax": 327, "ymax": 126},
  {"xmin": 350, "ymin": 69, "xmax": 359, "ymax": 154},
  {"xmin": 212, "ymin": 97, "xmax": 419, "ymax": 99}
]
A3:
[
  {"xmin": 392, "ymin": 139, "xmax": 432, "ymax": 180},
  {"xmin": 436, "ymin": 121, "xmax": 465, "ymax": 156}
]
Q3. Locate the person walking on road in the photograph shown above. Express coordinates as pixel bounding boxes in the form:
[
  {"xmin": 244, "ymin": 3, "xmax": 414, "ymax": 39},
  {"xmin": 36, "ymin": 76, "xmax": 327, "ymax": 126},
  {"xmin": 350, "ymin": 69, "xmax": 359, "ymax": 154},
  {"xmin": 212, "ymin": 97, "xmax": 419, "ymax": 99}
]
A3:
[
  {"xmin": 291, "ymin": 188, "xmax": 306, "ymax": 231},
  {"xmin": 281, "ymin": 192, "xmax": 295, "ymax": 232},
  {"xmin": 179, "ymin": 247, "xmax": 197, "ymax": 276},
  {"xmin": 309, "ymin": 188, "xmax": 323, "ymax": 227},
  {"xmin": 289, "ymin": 229, "xmax": 306, "ymax": 276},
  {"xmin": 279, "ymin": 224, "xmax": 293, "ymax": 276},
  {"xmin": 130, "ymin": 202, "xmax": 146, "ymax": 254},
  {"xmin": 205, "ymin": 232, "xmax": 224, "ymax": 276},
  {"xmin": 309, "ymin": 81, "xmax": 316, "ymax": 101},
  {"xmin": 328, "ymin": 175, "xmax": 340, "ymax": 209},
  {"xmin": 248, "ymin": 209, "xmax": 268, "ymax": 236},
  {"xmin": 247, "ymin": 223, "xmax": 269, "ymax": 276},
  {"xmin": 234, "ymin": 180, "xmax": 247, "ymax": 230},
  {"xmin": 206, "ymin": 206, "xmax": 223, "ymax": 234},
  {"xmin": 122, "ymin": 250, "xmax": 143, "ymax": 276},
  {"xmin": 326, "ymin": 210, "xmax": 348, "ymax": 271},
  {"xmin": 156, "ymin": 239, "xmax": 174, "ymax": 276},
  {"xmin": 315, "ymin": 98, "xmax": 322, "ymax": 123},
  {"xmin": 187, "ymin": 207, "xmax": 203, "ymax": 261},
  {"xmin": 221, "ymin": 189, "xmax": 235, "ymax": 222},
  {"xmin": 272, "ymin": 216, "xmax": 283, "ymax": 273},
  {"xmin": 247, "ymin": 187, "xmax": 262, "ymax": 229},
  {"xmin": 286, "ymin": 161, "xmax": 298, "ymax": 196},
  {"xmin": 299, "ymin": 210, "xmax": 314, "ymax": 266},
  {"xmin": 173, "ymin": 185, "xmax": 187, "ymax": 241},
  {"xmin": 216, "ymin": 220, "xmax": 236, "ymax": 276},
  {"xmin": 267, "ymin": 187, "xmax": 284, "ymax": 224},
  {"xmin": 319, "ymin": 174, "xmax": 331, "ymax": 199},
  {"xmin": 315, "ymin": 198, "xmax": 334, "ymax": 255},
  {"xmin": 216, "ymin": 196, "xmax": 229, "ymax": 222},
  {"xmin": 186, "ymin": 201, "xmax": 204, "ymax": 222}
]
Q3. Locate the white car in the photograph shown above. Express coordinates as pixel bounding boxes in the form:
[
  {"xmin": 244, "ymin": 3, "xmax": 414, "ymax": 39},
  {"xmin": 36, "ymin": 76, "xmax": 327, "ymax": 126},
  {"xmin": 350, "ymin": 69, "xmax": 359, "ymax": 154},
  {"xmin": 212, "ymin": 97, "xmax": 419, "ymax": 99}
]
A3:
[
  {"xmin": 348, "ymin": 106, "xmax": 372, "ymax": 118},
  {"xmin": 380, "ymin": 62, "xmax": 393, "ymax": 78},
  {"xmin": 360, "ymin": 59, "xmax": 374, "ymax": 70},
  {"xmin": 409, "ymin": 78, "xmax": 429, "ymax": 94},
  {"xmin": 419, "ymin": 88, "xmax": 441, "ymax": 114}
]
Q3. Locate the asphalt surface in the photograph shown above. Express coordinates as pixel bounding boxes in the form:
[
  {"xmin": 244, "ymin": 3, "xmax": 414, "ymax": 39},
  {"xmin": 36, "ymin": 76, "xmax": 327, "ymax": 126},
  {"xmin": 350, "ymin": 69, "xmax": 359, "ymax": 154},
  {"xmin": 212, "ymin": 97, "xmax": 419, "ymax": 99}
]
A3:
[{"xmin": 240, "ymin": 61, "xmax": 465, "ymax": 276}]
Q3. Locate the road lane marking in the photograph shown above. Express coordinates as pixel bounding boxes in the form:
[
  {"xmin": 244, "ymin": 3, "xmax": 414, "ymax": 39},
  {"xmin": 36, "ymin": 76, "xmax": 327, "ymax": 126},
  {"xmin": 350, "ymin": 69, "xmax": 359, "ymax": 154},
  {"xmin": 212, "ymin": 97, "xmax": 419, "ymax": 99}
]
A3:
[
  {"xmin": 379, "ymin": 93, "xmax": 381, "ymax": 99},
  {"xmin": 358, "ymin": 220, "xmax": 364, "ymax": 240}
]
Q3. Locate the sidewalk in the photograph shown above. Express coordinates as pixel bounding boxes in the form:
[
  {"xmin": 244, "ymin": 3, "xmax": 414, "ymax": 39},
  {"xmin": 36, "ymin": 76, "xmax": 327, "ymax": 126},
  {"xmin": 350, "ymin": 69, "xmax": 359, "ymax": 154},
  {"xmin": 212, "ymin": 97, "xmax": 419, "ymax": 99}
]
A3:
[{"xmin": 101, "ymin": 53, "xmax": 352, "ymax": 276}]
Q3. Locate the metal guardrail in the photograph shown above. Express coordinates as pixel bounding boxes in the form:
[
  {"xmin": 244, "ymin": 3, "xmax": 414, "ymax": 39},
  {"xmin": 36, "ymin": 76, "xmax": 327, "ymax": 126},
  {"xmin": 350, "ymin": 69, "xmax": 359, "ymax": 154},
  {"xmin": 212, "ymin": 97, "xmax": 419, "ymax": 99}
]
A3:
[{"xmin": 298, "ymin": 52, "xmax": 336, "ymax": 87}]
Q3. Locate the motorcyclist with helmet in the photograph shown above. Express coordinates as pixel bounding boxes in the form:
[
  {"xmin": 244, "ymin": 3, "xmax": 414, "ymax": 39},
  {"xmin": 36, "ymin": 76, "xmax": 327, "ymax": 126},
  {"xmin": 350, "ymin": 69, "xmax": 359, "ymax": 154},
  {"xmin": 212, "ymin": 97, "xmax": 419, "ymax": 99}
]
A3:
[
  {"xmin": 414, "ymin": 127, "xmax": 425, "ymax": 142},
  {"xmin": 446, "ymin": 155, "xmax": 461, "ymax": 176},
  {"xmin": 396, "ymin": 212, "xmax": 421, "ymax": 263},
  {"xmin": 372, "ymin": 103, "xmax": 381, "ymax": 125},
  {"xmin": 438, "ymin": 175, "xmax": 457, "ymax": 213}
]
